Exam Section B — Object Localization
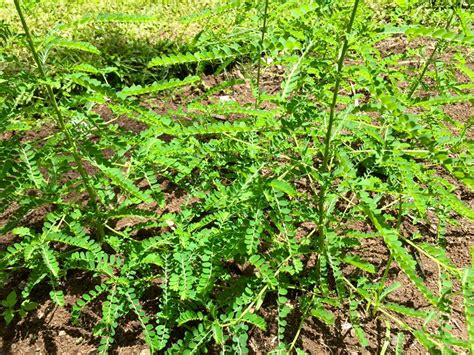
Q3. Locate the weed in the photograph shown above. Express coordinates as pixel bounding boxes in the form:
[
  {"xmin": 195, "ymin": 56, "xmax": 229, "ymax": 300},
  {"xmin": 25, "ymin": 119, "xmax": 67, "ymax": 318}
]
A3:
[{"xmin": 0, "ymin": 0, "xmax": 473, "ymax": 353}]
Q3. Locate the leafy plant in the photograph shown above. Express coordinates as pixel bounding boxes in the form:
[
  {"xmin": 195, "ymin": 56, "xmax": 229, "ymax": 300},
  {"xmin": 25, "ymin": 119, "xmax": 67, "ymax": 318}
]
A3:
[{"xmin": 0, "ymin": 0, "xmax": 472, "ymax": 353}]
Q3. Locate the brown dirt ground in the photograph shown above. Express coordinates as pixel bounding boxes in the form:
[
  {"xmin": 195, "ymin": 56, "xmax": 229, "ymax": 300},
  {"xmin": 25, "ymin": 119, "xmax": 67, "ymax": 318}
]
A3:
[{"xmin": 0, "ymin": 37, "xmax": 473, "ymax": 354}]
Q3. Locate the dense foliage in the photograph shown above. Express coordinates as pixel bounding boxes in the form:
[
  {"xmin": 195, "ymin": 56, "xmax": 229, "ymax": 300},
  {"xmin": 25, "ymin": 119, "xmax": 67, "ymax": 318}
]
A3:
[{"xmin": 0, "ymin": 0, "xmax": 473, "ymax": 353}]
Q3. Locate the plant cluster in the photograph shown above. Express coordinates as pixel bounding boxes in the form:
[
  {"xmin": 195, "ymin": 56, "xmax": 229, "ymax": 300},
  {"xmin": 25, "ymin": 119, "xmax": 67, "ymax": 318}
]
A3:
[{"xmin": 0, "ymin": 0, "xmax": 473, "ymax": 353}]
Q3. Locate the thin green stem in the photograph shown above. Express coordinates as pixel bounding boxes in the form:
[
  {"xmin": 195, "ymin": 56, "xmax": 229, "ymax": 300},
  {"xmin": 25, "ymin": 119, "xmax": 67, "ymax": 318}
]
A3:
[
  {"xmin": 372, "ymin": 194, "xmax": 402, "ymax": 313},
  {"xmin": 321, "ymin": 0, "xmax": 360, "ymax": 173},
  {"xmin": 281, "ymin": 41, "xmax": 315, "ymax": 100},
  {"xmin": 287, "ymin": 294, "xmax": 315, "ymax": 353},
  {"xmin": 316, "ymin": 0, "xmax": 360, "ymax": 247},
  {"xmin": 13, "ymin": 0, "xmax": 104, "ymax": 240},
  {"xmin": 343, "ymin": 276, "xmax": 446, "ymax": 349},
  {"xmin": 407, "ymin": 9, "xmax": 455, "ymax": 99},
  {"xmin": 255, "ymin": 0, "xmax": 269, "ymax": 108}
]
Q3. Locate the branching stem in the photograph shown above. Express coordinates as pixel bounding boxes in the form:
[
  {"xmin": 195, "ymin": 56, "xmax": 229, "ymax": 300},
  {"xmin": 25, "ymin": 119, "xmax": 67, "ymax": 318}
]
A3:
[
  {"xmin": 13, "ymin": 0, "xmax": 104, "ymax": 240},
  {"xmin": 407, "ymin": 9, "xmax": 455, "ymax": 99},
  {"xmin": 255, "ymin": 0, "xmax": 269, "ymax": 108},
  {"xmin": 316, "ymin": 0, "xmax": 360, "ymax": 247}
]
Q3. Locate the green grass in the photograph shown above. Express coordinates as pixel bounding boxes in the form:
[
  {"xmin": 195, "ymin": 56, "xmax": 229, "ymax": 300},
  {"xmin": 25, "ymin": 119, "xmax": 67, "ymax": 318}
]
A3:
[{"xmin": 0, "ymin": 0, "xmax": 217, "ymax": 40}]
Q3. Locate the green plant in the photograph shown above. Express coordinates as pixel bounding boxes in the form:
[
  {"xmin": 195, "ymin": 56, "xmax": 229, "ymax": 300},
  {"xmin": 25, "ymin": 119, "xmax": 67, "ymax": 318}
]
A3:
[
  {"xmin": 13, "ymin": 0, "xmax": 105, "ymax": 239},
  {"xmin": 316, "ymin": 0, "xmax": 361, "ymax": 262},
  {"xmin": 0, "ymin": 0, "xmax": 473, "ymax": 353},
  {"xmin": 255, "ymin": 0, "xmax": 269, "ymax": 107}
]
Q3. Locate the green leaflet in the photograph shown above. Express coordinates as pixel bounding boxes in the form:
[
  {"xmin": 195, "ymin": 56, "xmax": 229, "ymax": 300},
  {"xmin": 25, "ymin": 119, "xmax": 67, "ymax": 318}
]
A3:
[
  {"xmin": 40, "ymin": 246, "xmax": 60, "ymax": 279},
  {"xmin": 249, "ymin": 255, "xmax": 278, "ymax": 287},
  {"xmin": 327, "ymin": 241, "xmax": 346, "ymax": 299},
  {"xmin": 180, "ymin": 0, "xmax": 242, "ymax": 24},
  {"xmin": 342, "ymin": 254, "xmax": 376, "ymax": 274},
  {"xmin": 384, "ymin": 302, "xmax": 430, "ymax": 318},
  {"xmin": 117, "ymin": 76, "xmax": 200, "ymax": 98},
  {"xmin": 277, "ymin": 287, "xmax": 291, "ymax": 343},
  {"xmin": 212, "ymin": 323, "xmax": 224, "ymax": 344},
  {"xmin": 384, "ymin": 232, "xmax": 436, "ymax": 305},
  {"xmin": 412, "ymin": 95, "xmax": 474, "ymax": 107},
  {"xmin": 2, "ymin": 291, "xmax": 17, "ymax": 308},
  {"xmin": 12, "ymin": 227, "xmax": 32, "ymax": 237},
  {"xmin": 177, "ymin": 310, "xmax": 205, "ymax": 326},
  {"xmin": 20, "ymin": 145, "xmax": 45, "ymax": 189},
  {"xmin": 395, "ymin": 333, "xmax": 405, "ymax": 355},
  {"xmin": 245, "ymin": 209, "xmax": 263, "ymax": 255},
  {"xmin": 49, "ymin": 290, "xmax": 65, "ymax": 306},
  {"xmin": 197, "ymin": 251, "xmax": 214, "ymax": 294},
  {"xmin": 413, "ymin": 330, "xmax": 438, "ymax": 352},
  {"xmin": 417, "ymin": 243, "xmax": 459, "ymax": 275},
  {"xmin": 349, "ymin": 298, "xmax": 368, "ymax": 348},
  {"xmin": 310, "ymin": 305, "xmax": 335, "ymax": 326},
  {"xmin": 270, "ymin": 179, "xmax": 297, "ymax": 197},
  {"xmin": 443, "ymin": 193, "xmax": 474, "ymax": 221},
  {"xmin": 95, "ymin": 164, "xmax": 153, "ymax": 203},
  {"xmin": 354, "ymin": 325, "xmax": 369, "ymax": 348},
  {"xmin": 126, "ymin": 292, "xmax": 159, "ymax": 352},
  {"xmin": 163, "ymin": 120, "xmax": 279, "ymax": 136},
  {"xmin": 189, "ymin": 102, "xmax": 282, "ymax": 118},
  {"xmin": 48, "ymin": 37, "xmax": 101, "ymax": 55},
  {"xmin": 108, "ymin": 103, "xmax": 170, "ymax": 127},
  {"xmin": 148, "ymin": 46, "xmax": 242, "ymax": 68},
  {"xmin": 72, "ymin": 284, "xmax": 108, "ymax": 322},
  {"xmin": 242, "ymin": 312, "xmax": 267, "ymax": 330},
  {"xmin": 141, "ymin": 253, "xmax": 163, "ymax": 266},
  {"xmin": 383, "ymin": 25, "xmax": 474, "ymax": 46},
  {"xmin": 364, "ymin": 208, "xmax": 438, "ymax": 306},
  {"xmin": 280, "ymin": 41, "xmax": 314, "ymax": 99},
  {"xmin": 66, "ymin": 72, "xmax": 115, "ymax": 96},
  {"xmin": 75, "ymin": 13, "xmax": 158, "ymax": 25},
  {"xmin": 46, "ymin": 231, "xmax": 101, "ymax": 253},
  {"xmin": 71, "ymin": 63, "xmax": 117, "ymax": 74},
  {"xmin": 379, "ymin": 282, "xmax": 402, "ymax": 301},
  {"xmin": 68, "ymin": 251, "xmax": 115, "ymax": 277},
  {"xmin": 169, "ymin": 253, "xmax": 196, "ymax": 300},
  {"xmin": 155, "ymin": 324, "xmax": 170, "ymax": 351},
  {"xmin": 98, "ymin": 291, "xmax": 120, "ymax": 354}
]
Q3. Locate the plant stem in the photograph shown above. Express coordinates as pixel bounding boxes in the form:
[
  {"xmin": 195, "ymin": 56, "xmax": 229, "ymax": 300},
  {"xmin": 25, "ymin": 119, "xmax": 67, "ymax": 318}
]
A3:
[
  {"xmin": 407, "ymin": 9, "xmax": 455, "ymax": 99},
  {"xmin": 287, "ymin": 294, "xmax": 315, "ymax": 353},
  {"xmin": 321, "ymin": 0, "xmax": 360, "ymax": 174},
  {"xmin": 373, "ymin": 194, "xmax": 403, "ymax": 313},
  {"xmin": 13, "ymin": 0, "xmax": 104, "ymax": 240},
  {"xmin": 255, "ymin": 0, "xmax": 269, "ymax": 108},
  {"xmin": 316, "ymin": 0, "xmax": 360, "ymax": 246},
  {"xmin": 281, "ymin": 41, "xmax": 314, "ymax": 100}
]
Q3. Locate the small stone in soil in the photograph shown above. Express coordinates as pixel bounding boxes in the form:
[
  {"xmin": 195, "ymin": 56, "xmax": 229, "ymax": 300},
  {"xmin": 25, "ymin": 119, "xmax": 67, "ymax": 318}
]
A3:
[{"xmin": 341, "ymin": 321, "xmax": 352, "ymax": 331}]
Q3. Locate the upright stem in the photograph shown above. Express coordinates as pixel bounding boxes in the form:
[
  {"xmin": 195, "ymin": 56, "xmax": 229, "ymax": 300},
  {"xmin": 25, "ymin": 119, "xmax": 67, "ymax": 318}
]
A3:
[
  {"xmin": 255, "ymin": 0, "xmax": 269, "ymax": 108},
  {"xmin": 316, "ymin": 0, "xmax": 360, "ymax": 245},
  {"xmin": 13, "ymin": 0, "xmax": 104, "ymax": 240},
  {"xmin": 407, "ymin": 9, "xmax": 455, "ymax": 99},
  {"xmin": 373, "ymin": 194, "xmax": 403, "ymax": 312},
  {"xmin": 287, "ymin": 293, "xmax": 315, "ymax": 352},
  {"xmin": 321, "ymin": 0, "xmax": 360, "ymax": 173}
]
